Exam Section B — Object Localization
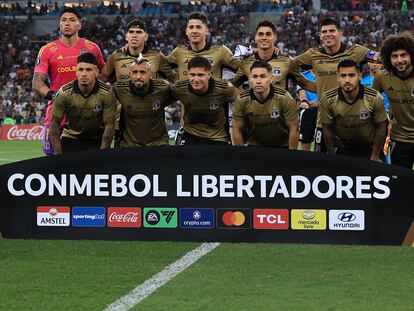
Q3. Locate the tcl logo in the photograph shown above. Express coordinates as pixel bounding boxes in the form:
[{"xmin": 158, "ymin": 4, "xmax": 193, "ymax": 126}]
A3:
[
  {"xmin": 107, "ymin": 207, "xmax": 141, "ymax": 228},
  {"xmin": 253, "ymin": 209, "xmax": 289, "ymax": 229},
  {"xmin": 3, "ymin": 125, "xmax": 45, "ymax": 140}
]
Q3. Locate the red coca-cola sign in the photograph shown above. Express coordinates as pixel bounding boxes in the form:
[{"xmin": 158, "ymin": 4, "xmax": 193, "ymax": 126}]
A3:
[
  {"xmin": 107, "ymin": 207, "xmax": 141, "ymax": 228},
  {"xmin": 0, "ymin": 124, "xmax": 45, "ymax": 140}
]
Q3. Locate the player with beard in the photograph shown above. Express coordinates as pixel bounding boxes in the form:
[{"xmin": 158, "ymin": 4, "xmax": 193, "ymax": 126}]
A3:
[
  {"xmin": 232, "ymin": 20, "xmax": 315, "ymax": 92},
  {"xmin": 320, "ymin": 59, "xmax": 387, "ymax": 160},
  {"xmin": 50, "ymin": 53, "xmax": 115, "ymax": 154},
  {"xmin": 232, "ymin": 60, "xmax": 299, "ymax": 148},
  {"xmin": 373, "ymin": 32, "xmax": 414, "ymax": 168},
  {"xmin": 33, "ymin": 8, "xmax": 105, "ymax": 155},
  {"xmin": 110, "ymin": 56, "xmax": 173, "ymax": 147},
  {"xmin": 291, "ymin": 18, "xmax": 375, "ymax": 153}
]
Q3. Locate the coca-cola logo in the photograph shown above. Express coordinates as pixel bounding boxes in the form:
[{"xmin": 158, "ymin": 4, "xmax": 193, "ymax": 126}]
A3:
[
  {"xmin": 5, "ymin": 125, "xmax": 45, "ymax": 140},
  {"xmin": 107, "ymin": 208, "xmax": 141, "ymax": 228}
]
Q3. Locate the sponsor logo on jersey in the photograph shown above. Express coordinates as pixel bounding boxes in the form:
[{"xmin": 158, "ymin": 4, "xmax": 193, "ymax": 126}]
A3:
[
  {"xmin": 270, "ymin": 107, "xmax": 280, "ymax": 119},
  {"xmin": 57, "ymin": 66, "xmax": 76, "ymax": 73},
  {"xmin": 107, "ymin": 207, "xmax": 141, "ymax": 228},
  {"xmin": 360, "ymin": 109, "xmax": 369, "ymax": 120},
  {"xmin": 291, "ymin": 209, "xmax": 326, "ymax": 230},
  {"xmin": 216, "ymin": 209, "xmax": 251, "ymax": 229},
  {"xmin": 180, "ymin": 208, "xmax": 214, "ymax": 228},
  {"xmin": 72, "ymin": 207, "xmax": 106, "ymax": 227},
  {"xmin": 143, "ymin": 208, "xmax": 177, "ymax": 228},
  {"xmin": 57, "ymin": 55, "xmax": 64, "ymax": 60},
  {"xmin": 37, "ymin": 206, "xmax": 70, "ymax": 227},
  {"xmin": 329, "ymin": 210, "xmax": 365, "ymax": 231},
  {"xmin": 253, "ymin": 209, "xmax": 289, "ymax": 229}
]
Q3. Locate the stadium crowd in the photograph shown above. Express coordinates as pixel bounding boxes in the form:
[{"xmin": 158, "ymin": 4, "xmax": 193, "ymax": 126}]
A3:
[{"xmin": 0, "ymin": 0, "xmax": 413, "ymax": 125}]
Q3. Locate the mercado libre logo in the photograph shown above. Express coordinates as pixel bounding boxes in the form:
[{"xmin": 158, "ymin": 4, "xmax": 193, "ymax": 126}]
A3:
[{"xmin": 216, "ymin": 209, "xmax": 251, "ymax": 229}]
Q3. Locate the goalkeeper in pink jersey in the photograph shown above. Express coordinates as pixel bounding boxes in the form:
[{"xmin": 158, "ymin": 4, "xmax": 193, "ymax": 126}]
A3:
[{"xmin": 32, "ymin": 8, "xmax": 105, "ymax": 155}]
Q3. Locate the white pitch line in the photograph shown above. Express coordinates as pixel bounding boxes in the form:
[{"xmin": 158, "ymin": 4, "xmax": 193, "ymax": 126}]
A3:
[{"xmin": 103, "ymin": 242, "xmax": 220, "ymax": 311}]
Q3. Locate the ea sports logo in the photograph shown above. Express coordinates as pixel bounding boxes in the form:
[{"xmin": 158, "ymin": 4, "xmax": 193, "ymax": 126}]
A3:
[
  {"xmin": 145, "ymin": 210, "xmax": 160, "ymax": 225},
  {"xmin": 222, "ymin": 211, "xmax": 245, "ymax": 226}
]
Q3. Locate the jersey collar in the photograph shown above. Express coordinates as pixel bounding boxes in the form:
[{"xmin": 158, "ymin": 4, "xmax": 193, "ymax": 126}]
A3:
[
  {"xmin": 73, "ymin": 80, "xmax": 100, "ymax": 98},
  {"xmin": 187, "ymin": 41, "xmax": 211, "ymax": 53},
  {"xmin": 188, "ymin": 77, "xmax": 215, "ymax": 96},
  {"xmin": 124, "ymin": 44, "xmax": 149, "ymax": 57},
  {"xmin": 338, "ymin": 84, "xmax": 364, "ymax": 105},
  {"xmin": 250, "ymin": 85, "xmax": 275, "ymax": 104},
  {"xmin": 254, "ymin": 51, "xmax": 278, "ymax": 61},
  {"xmin": 320, "ymin": 43, "xmax": 347, "ymax": 56},
  {"xmin": 130, "ymin": 79, "xmax": 154, "ymax": 97}
]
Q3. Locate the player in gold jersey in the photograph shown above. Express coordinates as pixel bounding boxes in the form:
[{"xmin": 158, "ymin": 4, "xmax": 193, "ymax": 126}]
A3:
[
  {"xmin": 373, "ymin": 32, "xmax": 414, "ymax": 168},
  {"xmin": 291, "ymin": 17, "xmax": 374, "ymax": 152},
  {"xmin": 166, "ymin": 12, "xmax": 240, "ymax": 80},
  {"xmin": 232, "ymin": 60, "xmax": 299, "ymax": 148},
  {"xmin": 172, "ymin": 56, "xmax": 239, "ymax": 145},
  {"xmin": 111, "ymin": 57, "xmax": 173, "ymax": 147},
  {"xmin": 101, "ymin": 19, "xmax": 174, "ymax": 82},
  {"xmin": 50, "ymin": 53, "xmax": 116, "ymax": 154},
  {"xmin": 320, "ymin": 60, "xmax": 387, "ymax": 160},
  {"xmin": 232, "ymin": 20, "xmax": 315, "ymax": 92}
]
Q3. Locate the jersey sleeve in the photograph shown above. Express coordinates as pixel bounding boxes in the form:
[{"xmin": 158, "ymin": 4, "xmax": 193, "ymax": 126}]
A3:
[
  {"xmin": 373, "ymin": 94, "xmax": 387, "ymax": 124},
  {"xmin": 34, "ymin": 45, "xmax": 51, "ymax": 76},
  {"xmin": 157, "ymin": 52, "xmax": 176, "ymax": 82},
  {"xmin": 51, "ymin": 88, "xmax": 66, "ymax": 121},
  {"xmin": 372, "ymin": 71, "xmax": 384, "ymax": 93},
  {"xmin": 221, "ymin": 46, "xmax": 241, "ymax": 72},
  {"xmin": 281, "ymin": 92, "xmax": 298, "ymax": 121},
  {"xmin": 225, "ymin": 82, "xmax": 240, "ymax": 103},
  {"xmin": 232, "ymin": 96, "xmax": 246, "ymax": 121},
  {"xmin": 287, "ymin": 57, "xmax": 311, "ymax": 87},
  {"xmin": 166, "ymin": 48, "xmax": 179, "ymax": 69},
  {"xmin": 319, "ymin": 94, "xmax": 333, "ymax": 125},
  {"xmin": 90, "ymin": 43, "xmax": 105, "ymax": 71},
  {"xmin": 231, "ymin": 66, "xmax": 248, "ymax": 88},
  {"xmin": 291, "ymin": 49, "xmax": 313, "ymax": 71},
  {"xmin": 101, "ymin": 52, "xmax": 116, "ymax": 79},
  {"xmin": 103, "ymin": 89, "xmax": 116, "ymax": 123}
]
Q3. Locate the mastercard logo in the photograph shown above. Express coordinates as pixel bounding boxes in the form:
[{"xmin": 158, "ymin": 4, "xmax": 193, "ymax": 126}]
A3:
[
  {"xmin": 222, "ymin": 211, "xmax": 246, "ymax": 226},
  {"xmin": 217, "ymin": 209, "xmax": 251, "ymax": 229}
]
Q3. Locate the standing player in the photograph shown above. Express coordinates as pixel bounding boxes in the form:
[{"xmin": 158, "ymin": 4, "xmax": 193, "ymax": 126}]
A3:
[
  {"xmin": 166, "ymin": 12, "xmax": 241, "ymax": 80},
  {"xmin": 101, "ymin": 19, "xmax": 175, "ymax": 82},
  {"xmin": 232, "ymin": 60, "xmax": 299, "ymax": 149},
  {"xmin": 320, "ymin": 60, "xmax": 387, "ymax": 160},
  {"xmin": 111, "ymin": 56, "xmax": 173, "ymax": 147},
  {"xmin": 50, "ymin": 53, "xmax": 115, "ymax": 154},
  {"xmin": 32, "ymin": 8, "xmax": 105, "ymax": 155},
  {"xmin": 172, "ymin": 56, "xmax": 239, "ymax": 145},
  {"xmin": 232, "ymin": 20, "xmax": 315, "ymax": 92},
  {"xmin": 291, "ymin": 17, "xmax": 375, "ymax": 152},
  {"xmin": 373, "ymin": 32, "xmax": 414, "ymax": 168}
]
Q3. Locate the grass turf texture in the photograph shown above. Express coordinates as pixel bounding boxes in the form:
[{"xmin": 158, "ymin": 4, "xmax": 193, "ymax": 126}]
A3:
[{"xmin": 0, "ymin": 140, "xmax": 43, "ymax": 165}]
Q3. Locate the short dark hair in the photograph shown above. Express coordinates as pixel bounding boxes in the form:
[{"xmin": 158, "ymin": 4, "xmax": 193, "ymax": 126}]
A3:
[
  {"xmin": 255, "ymin": 20, "xmax": 277, "ymax": 35},
  {"xmin": 187, "ymin": 56, "xmax": 211, "ymax": 71},
  {"xmin": 126, "ymin": 19, "xmax": 147, "ymax": 32},
  {"xmin": 60, "ymin": 7, "xmax": 81, "ymax": 20},
  {"xmin": 250, "ymin": 60, "xmax": 272, "ymax": 73},
  {"xmin": 380, "ymin": 32, "xmax": 414, "ymax": 74},
  {"xmin": 320, "ymin": 17, "xmax": 341, "ymax": 30},
  {"xmin": 337, "ymin": 59, "xmax": 360, "ymax": 72},
  {"xmin": 187, "ymin": 12, "xmax": 208, "ymax": 26},
  {"xmin": 77, "ymin": 52, "xmax": 98, "ymax": 66}
]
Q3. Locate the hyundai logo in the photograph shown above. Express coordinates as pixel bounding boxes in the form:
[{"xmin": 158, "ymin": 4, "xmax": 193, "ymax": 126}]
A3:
[{"xmin": 338, "ymin": 212, "xmax": 356, "ymax": 222}]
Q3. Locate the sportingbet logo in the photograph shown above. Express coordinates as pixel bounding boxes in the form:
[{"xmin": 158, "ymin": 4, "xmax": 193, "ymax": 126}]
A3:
[
  {"xmin": 107, "ymin": 207, "xmax": 141, "ymax": 228},
  {"xmin": 143, "ymin": 208, "xmax": 177, "ymax": 228},
  {"xmin": 216, "ymin": 209, "xmax": 251, "ymax": 229},
  {"xmin": 37, "ymin": 206, "xmax": 70, "ymax": 226},
  {"xmin": 329, "ymin": 210, "xmax": 365, "ymax": 231},
  {"xmin": 291, "ymin": 209, "xmax": 326, "ymax": 230},
  {"xmin": 253, "ymin": 209, "xmax": 289, "ymax": 229},
  {"xmin": 72, "ymin": 207, "xmax": 106, "ymax": 227}
]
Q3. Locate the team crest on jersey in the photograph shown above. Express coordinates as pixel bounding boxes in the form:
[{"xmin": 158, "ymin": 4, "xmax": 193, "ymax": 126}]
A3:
[
  {"xmin": 360, "ymin": 109, "xmax": 369, "ymax": 120},
  {"xmin": 206, "ymin": 57, "xmax": 214, "ymax": 66},
  {"xmin": 152, "ymin": 100, "xmax": 161, "ymax": 110},
  {"xmin": 80, "ymin": 49, "xmax": 87, "ymax": 55},
  {"xmin": 273, "ymin": 67, "xmax": 282, "ymax": 76},
  {"xmin": 270, "ymin": 107, "xmax": 280, "ymax": 119},
  {"xmin": 209, "ymin": 100, "xmax": 219, "ymax": 110},
  {"xmin": 340, "ymin": 57, "xmax": 349, "ymax": 62},
  {"xmin": 93, "ymin": 102, "xmax": 103, "ymax": 112},
  {"xmin": 35, "ymin": 58, "xmax": 41, "ymax": 65}
]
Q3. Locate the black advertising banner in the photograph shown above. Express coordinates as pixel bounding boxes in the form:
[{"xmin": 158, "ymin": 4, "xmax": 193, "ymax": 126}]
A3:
[{"xmin": 0, "ymin": 146, "xmax": 413, "ymax": 246}]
